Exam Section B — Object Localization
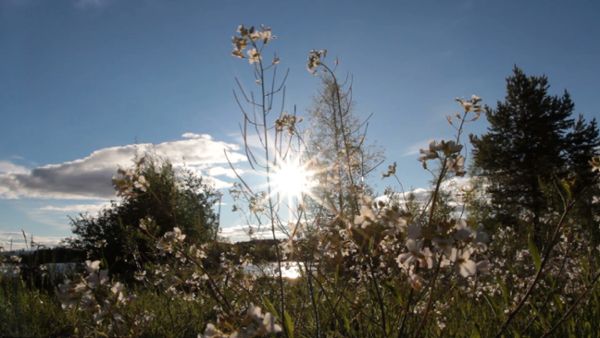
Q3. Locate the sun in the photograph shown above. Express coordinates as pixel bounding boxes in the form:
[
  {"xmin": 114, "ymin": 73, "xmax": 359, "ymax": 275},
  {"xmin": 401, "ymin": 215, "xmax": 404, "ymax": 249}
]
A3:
[{"xmin": 271, "ymin": 157, "xmax": 315, "ymax": 201}]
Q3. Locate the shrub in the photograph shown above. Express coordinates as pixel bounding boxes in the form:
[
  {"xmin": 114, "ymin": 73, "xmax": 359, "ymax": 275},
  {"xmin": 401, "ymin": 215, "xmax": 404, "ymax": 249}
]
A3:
[{"xmin": 69, "ymin": 156, "xmax": 219, "ymax": 279}]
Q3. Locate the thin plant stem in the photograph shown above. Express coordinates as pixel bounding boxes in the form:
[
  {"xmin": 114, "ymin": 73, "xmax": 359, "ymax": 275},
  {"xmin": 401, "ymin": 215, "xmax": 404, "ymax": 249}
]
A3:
[{"xmin": 252, "ymin": 39, "xmax": 289, "ymax": 338}]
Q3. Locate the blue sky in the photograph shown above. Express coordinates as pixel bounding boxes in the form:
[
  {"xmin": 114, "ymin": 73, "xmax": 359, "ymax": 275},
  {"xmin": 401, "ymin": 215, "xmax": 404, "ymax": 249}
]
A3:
[{"xmin": 1, "ymin": 0, "xmax": 599, "ymax": 247}]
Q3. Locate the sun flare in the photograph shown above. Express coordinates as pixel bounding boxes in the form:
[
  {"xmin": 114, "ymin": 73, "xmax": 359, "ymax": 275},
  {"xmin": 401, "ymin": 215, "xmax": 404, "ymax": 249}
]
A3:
[{"xmin": 271, "ymin": 157, "xmax": 315, "ymax": 201}]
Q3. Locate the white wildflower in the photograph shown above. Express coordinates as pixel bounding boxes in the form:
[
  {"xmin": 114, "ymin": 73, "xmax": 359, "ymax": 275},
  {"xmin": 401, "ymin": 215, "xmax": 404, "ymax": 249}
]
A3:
[{"xmin": 247, "ymin": 48, "xmax": 261, "ymax": 64}]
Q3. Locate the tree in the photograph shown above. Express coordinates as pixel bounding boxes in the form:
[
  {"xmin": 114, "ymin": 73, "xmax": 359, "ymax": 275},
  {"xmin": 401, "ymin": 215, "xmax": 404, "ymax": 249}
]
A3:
[
  {"xmin": 564, "ymin": 116, "xmax": 600, "ymax": 240},
  {"xmin": 307, "ymin": 73, "xmax": 383, "ymax": 218},
  {"xmin": 69, "ymin": 156, "xmax": 219, "ymax": 278},
  {"xmin": 471, "ymin": 67, "xmax": 599, "ymax": 243}
]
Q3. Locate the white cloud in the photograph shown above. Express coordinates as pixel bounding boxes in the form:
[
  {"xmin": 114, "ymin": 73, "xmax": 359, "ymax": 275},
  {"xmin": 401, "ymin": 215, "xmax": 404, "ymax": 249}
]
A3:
[
  {"xmin": 402, "ymin": 139, "xmax": 433, "ymax": 157},
  {"xmin": 196, "ymin": 176, "xmax": 232, "ymax": 190},
  {"xmin": 182, "ymin": 132, "xmax": 213, "ymax": 140},
  {"xmin": 0, "ymin": 133, "xmax": 245, "ymax": 200},
  {"xmin": 39, "ymin": 202, "xmax": 110, "ymax": 215},
  {"xmin": 0, "ymin": 161, "xmax": 29, "ymax": 175},
  {"xmin": 208, "ymin": 166, "xmax": 240, "ymax": 179}
]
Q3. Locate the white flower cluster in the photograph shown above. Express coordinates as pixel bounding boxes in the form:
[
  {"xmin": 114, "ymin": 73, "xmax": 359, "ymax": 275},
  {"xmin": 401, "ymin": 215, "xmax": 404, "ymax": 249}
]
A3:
[
  {"xmin": 156, "ymin": 227, "xmax": 187, "ymax": 254},
  {"xmin": 56, "ymin": 260, "xmax": 143, "ymax": 335},
  {"xmin": 141, "ymin": 227, "xmax": 215, "ymax": 302},
  {"xmin": 0, "ymin": 254, "xmax": 22, "ymax": 276},
  {"xmin": 347, "ymin": 197, "xmax": 491, "ymax": 290},
  {"xmin": 231, "ymin": 25, "xmax": 275, "ymax": 65},
  {"xmin": 418, "ymin": 140, "xmax": 464, "ymax": 175},
  {"xmin": 307, "ymin": 49, "xmax": 327, "ymax": 74},
  {"xmin": 200, "ymin": 304, "xmax": 282, "ymax": 338},
  {"xmin": 112, "ymin": 158, "xmax": 149, "ymax": 198},
  {"xmin": 274, "ymin": 113, "xmax": 302, "ymax": 134}
]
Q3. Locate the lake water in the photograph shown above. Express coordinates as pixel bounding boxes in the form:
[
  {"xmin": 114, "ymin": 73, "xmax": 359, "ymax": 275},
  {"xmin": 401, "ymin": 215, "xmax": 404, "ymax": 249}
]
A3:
[
  {"xmin": 242, "ymin": 261, "xmax": 304, "ymax": 279},
  {"xmin": 2, "ymin": 261, "xmax": 305, "ymax": 280}
]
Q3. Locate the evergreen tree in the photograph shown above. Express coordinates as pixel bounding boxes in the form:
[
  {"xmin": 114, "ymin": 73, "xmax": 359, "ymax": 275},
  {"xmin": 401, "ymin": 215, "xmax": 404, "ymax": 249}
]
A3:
[
  {"xmin": 566, "ymin": 116, "xmax": 600, "ymax": 192},
  {"xmin": 471, "ymin": 67, "xmax": 599, "ymax": 243},
  {"xmin": 564, "ymin": 116, "xmax": 600, "ymax": 240}
]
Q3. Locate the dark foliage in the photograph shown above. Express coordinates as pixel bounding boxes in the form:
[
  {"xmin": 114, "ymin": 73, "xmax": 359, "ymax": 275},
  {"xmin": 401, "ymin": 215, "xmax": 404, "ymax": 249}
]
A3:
[
  {"xmin": 16, "ymin": 247, "xmax": 86, "ymax": 266},
  {"xmin": 471, "ymin": 67, "xmax": 600, "ymax": 243},
  {"xmin": 69, "ymin": 157, "xmax": 220, "ymax": 279}
]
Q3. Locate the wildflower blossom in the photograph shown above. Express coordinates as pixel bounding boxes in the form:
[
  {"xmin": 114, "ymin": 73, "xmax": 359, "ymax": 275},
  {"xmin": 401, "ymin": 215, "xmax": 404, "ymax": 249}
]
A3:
[
  {"xmin": 247, "ymin": 48, "xmax": 261, "ymax": 64},
  {"xmin": 232, "ymin": 36, "xmax": 247, "ymax": 52},
  {"xmin": 133, "ymin": 174, "xmax": 147, "ymax": 191},
  {"xmin": 249, "ymin": 29, "xmax": 262, "ymax": 42},
  {"xmin": 453, "ymin": 219, "xmax": 473, "ymax": 241},
  {"xmin": 476, "ymin": 259, "xmax": 491, "ymax": 274},
  {"xmin": 247, "ymin": 25, "xmax": 273, "ymax": 43},
  {"xmin": 200, "ymin": 304, "xmax": 282, "ymax": 338},
  {"xmin": 275, "ymin": 113, "xmax": 302, "ymax": 133},
  {"xmin": 449, "ymin": 248, "xmax": 477, "ymax": 277},
  {"xmin": 232, "ymin": 25, "xmax": 273, "ymax": 62},
  {"xmin": 307, "ymin": 49, "xmax": 327, "ymax": 73},
  {"xmin": 237, "ymin": 25, "xmax": 249, "ymax": 37},
  {"xmin": 397, "ymin": 239, "xmax": 433, "ymax": 270},
  {"xmin": 354, "ymin": 203, "xmax": 376, "ymax": 228},
  {"xmin": 201, "ymin": 323, "xmax": 226, "ymax": 338},
  {"xmin": 85, "ymin": 259, "xmax": 101, "ymax": 273},
  {"xmin": 258, "ymin": 26, "xmax": 273, "ymax": 43},
  {"xmin": 407, "ymin": 267, "xmax": 424, "ymax": 290},
  {"xmin": 382, "ymin": 162, "xmax": 397, "ymax": 178},
  {"xmin": 446, "ymin": 154, "xmax": 466, "ymax": 176},
  {"xmin": 112, "ymin": 161, "xmax": 148, "ymax": 198},
  {"xmin": 418, "ymin": 142, "xmax": 439, "ymax": 163},
  {"xmin": 590, "ymin": 156, "xmax": 600, "ymax": 173},
  {"xmin": 456, "ymin": 95, "xmax": 483, "ymax": 113},
  {"xmin": 418, "ymin": 140, "xmax": 463, "ymax": 169},
  {"xmin": 249, "ymin": 192, "xmax": 267, "ymax": 213}
]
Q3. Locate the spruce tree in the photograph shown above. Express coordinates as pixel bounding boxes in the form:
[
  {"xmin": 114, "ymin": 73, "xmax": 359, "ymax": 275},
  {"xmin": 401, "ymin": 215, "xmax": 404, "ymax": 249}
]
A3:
[
  {"xmin": 471, "ymin": 67, "xmax": 599, "ymax": 243},
  {"xmin": 564, "ymin": 116, "xmax": 600, "ymax": 240}
]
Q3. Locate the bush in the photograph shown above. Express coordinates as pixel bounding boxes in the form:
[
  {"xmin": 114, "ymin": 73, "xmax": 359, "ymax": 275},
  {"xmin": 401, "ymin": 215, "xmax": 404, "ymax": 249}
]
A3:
[{"xmin": 69, "ymin": 156, "xmax": 219, "ymax": 279}]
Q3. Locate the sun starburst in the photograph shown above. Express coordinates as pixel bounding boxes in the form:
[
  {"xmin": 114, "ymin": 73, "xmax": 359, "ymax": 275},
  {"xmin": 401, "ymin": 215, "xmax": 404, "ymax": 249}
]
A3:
[{"xmin": 271, "ymin": 156, "xmax": 316, "ymax": 202}]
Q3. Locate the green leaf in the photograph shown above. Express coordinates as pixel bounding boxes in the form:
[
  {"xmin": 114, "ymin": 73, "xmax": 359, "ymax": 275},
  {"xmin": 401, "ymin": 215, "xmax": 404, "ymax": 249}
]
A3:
[
  {"xmin": 343, "ymin": 315, "xmax": 351, "ymax": 334},
  {"xmin": 583, "ymin": 321, "xmax": 592, "ymax": 333},
  {"xmin": 470, "ymin": 329, "xmax": 481, "ymax": 338},
  {"xmin": 263, "ymin": 298, "xmax": 277, "ymax": 316},
  {"xmin": 528, "ymin": 236, "xmax": 542, "ymax": 271},
  {"xmin": 499, "ymin": 280, "xmax": 510, "ymax": 306},
  {"xmin": 284, "ymin": 310, "xmax": 294, "ymax": 338},
  {"xmin": 560, "ymin": 178, "xmax": 573, "ymax": 200}
]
